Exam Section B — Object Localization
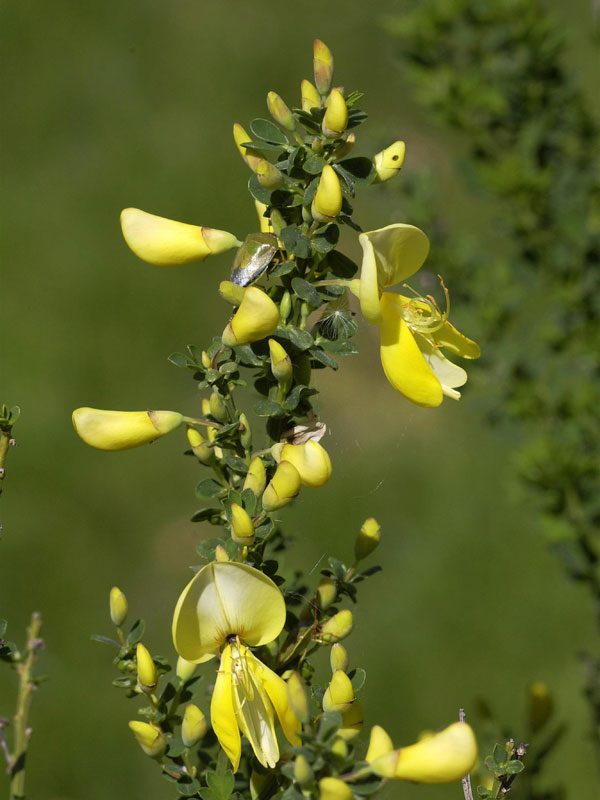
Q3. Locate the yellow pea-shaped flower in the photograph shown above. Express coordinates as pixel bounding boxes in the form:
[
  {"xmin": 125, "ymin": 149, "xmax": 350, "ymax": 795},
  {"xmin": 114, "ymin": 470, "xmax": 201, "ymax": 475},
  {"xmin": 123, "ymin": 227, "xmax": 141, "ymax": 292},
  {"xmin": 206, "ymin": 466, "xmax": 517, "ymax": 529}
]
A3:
[
  {"xmin": 262, "ymin": 461, "xmax": 301, "ymax": 511},
  {"xmin": 136, "ymin": 643, "xmax": 158, "ymax": 691},
  {"xmin": 372, "ymin": 141, "xmax": 406, "ymax": 183},
  {"xmin": 280, "ymin": 441, "xmax": 332, "ymax": 488},
  {"xmin": 128, "ymin": 721, "xmax": 167, "ymax": 758},
  {"xmin": 311, "ymin": 165, "xmax": 342, "ymax": 223},
  {"xmin": 72, "ymin": 408, "xmax": 183, "ymax": 451},
  {"xmin": 222, "ymin": 287, "xmax": 280, "ymax": 347},
  {"xmin": 322, "ymin": 669, "xmax": 354, "ymax": 713},
  {"xmin": 182, "ymin": 704, "xmax": 208, "ymax": 747}
]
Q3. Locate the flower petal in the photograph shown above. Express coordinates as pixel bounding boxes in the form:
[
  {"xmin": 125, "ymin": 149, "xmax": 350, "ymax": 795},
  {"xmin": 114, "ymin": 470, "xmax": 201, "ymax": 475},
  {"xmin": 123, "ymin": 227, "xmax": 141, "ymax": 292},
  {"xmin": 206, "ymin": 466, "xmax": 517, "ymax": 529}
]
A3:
[
  {"xmin": 379, "ymin": 293, "xmax": 443, "ymax": 407},
  {"xmin": 72, "ymin": 408, "xmax": 183, "ymax": 451},
  {"xmin": 414, "ymin": 333, "xmax": 468, "ymax": 400},
  {"xmin": 393, "ymin": 721, "xmax": 478, "ymax": 784},
  {"xmin": 431, "ymin": 321, "xmax": 481, "ymax": 359},
  {"xmin": 246, "ymin": 650, "xmax": 302, "ymax": 747},
  {"xmin": 232, "ymin": 646, "xmax": 279, "ymax": 769},
  {"xmin": 172, "ymin": 562, "xmax": 286, "ymax": 662},
  {"xmin": 358, "ymin": 224, "xmax": 430, "ymax": 324},
  {"xmin": 366, "ymin": 724, "xmax": 394, "ymax": 762},
  {"xmin": 211, "ymin": 647, "xmax": 242, "ymax": 772}
]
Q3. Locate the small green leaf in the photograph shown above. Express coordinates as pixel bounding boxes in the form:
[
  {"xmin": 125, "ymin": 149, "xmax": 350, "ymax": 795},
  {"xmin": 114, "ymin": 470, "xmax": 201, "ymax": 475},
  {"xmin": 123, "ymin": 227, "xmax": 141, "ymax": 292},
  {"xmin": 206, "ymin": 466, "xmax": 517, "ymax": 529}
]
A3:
[
  {"xmin": 271, "ymin": 259, "xmax": 297, "ymax": 278},
  {"xmin": 505, "ymin": 760, "xmax": 524, "ymax": 774},
  {"xmin": 250, "ymin": 118, "xmax": 289, "ymax": 144},
  {"xmin": 291, "ymin": 278, "xmax": 322, "ymax": 307},
  {"xmin": 310, "ymin": 348, "xmax": 338, "ymax": 370},
  {"xmin": 126, "ymin": 619, "xmax": 145, "ymax": 645},
  {"xmin": 191, "ymin": 508, "xmax": 224, "ymax": 525},
  {"xmin": 328, "ymin": 557, "xmax": 346, "ymax": 579},
  {"xmin": 254, "ymin": 399, "xmax": 286, "ymax": 418},
  {"xmin": 196, "ymin": 479, "xmax": 226, "ymax": 499},
  {"xmin": 303, "ymin": 154, "xmax": 327, "ymax": 174},
  {"xmin": 349, "ymin": 667, "xmax": 367, "ymax": 692},
  {"xmin": 168, "ymin": 352, "xmax": 194, "ymax": 369},
  {"xmin": 177, "ymin": 777, "xmax": 202, "ymax": 796},
  {"xmin": 336, "ymin": 157, "xmax": 376, "ymax": 187},
  {"xmin": 239, "ymin": 139, "xmax": 283, "ymax": 153},
  {"xmin": 282, "ymin": 385, "xmax": 317, "ymax": 412},
  {"xmin": 321, "ymin": 340, "xmax": 359, "ymax": 356},
  {"xmin": 347, "ymin": 109, "xmax": 368, "ymax": 129},
  {"xmin": 324, "ymin": 250, "xmax": 359, "ymax": 278},
  {"xmin": 312, "ymin": 224, "xmax": 339, "ymax": 254},
  {"xmin": 283, "ymin": 326, "xmax": 314, "ymax": 351},
  {"xmin": 222, "ymin": 456, "xmax": 248, "ymax": 474},
  {"xmin": 281, "ymin": 227, "xmax": 312, "ymax": 259},
  {"xmin": 317, "ymin": 711, "xmax": 342, "ymax": 741},
  {"xmin": 241, "ymin": 489, "xmax": 257, "ymax": 515},
  {"xmin": 90, "ymin": 634, "xmax": 120, "ymax": 647},
  {"xmin": 206, "ymin": 769, "xmax": 235, "ymax": 800},
  {"xmin": 234, "ymin": 345, "xmax": 265, "ymax": 367}
]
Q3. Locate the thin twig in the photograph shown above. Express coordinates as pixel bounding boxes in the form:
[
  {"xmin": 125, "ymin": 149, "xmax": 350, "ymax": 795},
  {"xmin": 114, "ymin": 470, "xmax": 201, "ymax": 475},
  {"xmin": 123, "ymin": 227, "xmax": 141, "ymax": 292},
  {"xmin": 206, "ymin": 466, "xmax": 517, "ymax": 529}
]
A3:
[{"xmin": 459, "ymin": 709, "xmax": 474, "ymax": 800}]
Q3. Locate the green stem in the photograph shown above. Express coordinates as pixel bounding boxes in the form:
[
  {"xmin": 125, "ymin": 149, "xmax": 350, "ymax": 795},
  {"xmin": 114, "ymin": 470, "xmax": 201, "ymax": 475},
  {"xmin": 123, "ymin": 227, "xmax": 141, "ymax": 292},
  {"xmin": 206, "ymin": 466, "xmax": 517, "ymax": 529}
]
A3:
[
  {"xmin": 10, "ymin": 612, "xmax": 43, "ymax": 800},
  {"xmin": 0, "ymin": 427, "xmax": 12, "ymax": 496}
]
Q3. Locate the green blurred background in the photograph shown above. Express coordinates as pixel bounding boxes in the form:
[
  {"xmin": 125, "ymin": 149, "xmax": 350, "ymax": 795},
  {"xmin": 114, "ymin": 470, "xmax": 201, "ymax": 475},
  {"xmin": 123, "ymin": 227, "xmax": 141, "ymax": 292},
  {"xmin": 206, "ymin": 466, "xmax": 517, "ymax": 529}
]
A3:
[{"xmin": 1, "ymin": 1, "xmax": 597, "ymax": 797}]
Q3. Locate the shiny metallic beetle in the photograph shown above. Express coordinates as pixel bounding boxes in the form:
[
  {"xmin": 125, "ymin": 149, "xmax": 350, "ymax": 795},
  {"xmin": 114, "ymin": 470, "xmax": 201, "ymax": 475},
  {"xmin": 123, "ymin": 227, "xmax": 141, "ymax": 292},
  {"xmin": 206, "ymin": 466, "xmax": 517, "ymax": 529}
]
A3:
[{"xmin": 230, "ymin": 233, "xmax": 278, "ymax": 287}]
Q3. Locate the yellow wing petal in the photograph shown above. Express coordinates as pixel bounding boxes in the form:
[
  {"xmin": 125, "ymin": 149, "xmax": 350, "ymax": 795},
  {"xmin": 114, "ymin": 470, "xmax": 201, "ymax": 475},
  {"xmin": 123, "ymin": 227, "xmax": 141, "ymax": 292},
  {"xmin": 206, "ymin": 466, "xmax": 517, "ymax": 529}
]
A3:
[
  {"xmin": 393, "ymin": 721, "xmax": 478, "ymax": 784},
  {"xmin": 248, "ymin": 651, "xmax": 302, "ymax": 747},
  {"xmin": 210, "ymin": 647, "xmax": 241, "ymax": 772},
  {"xmin": 431, "ymin": 321, "xmax": 481, "ymax": 359}
]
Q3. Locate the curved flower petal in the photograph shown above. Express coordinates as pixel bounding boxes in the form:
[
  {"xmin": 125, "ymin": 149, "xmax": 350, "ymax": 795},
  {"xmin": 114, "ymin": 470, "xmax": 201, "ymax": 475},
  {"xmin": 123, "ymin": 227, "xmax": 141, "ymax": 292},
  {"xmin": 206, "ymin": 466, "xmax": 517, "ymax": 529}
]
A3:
[
  {"xmin": 211, "ymin": 647, "xmax": 241, "ymax": 772},
  {"xmin": 379, "ymin": 293, "xmax": 443, "ymax": 407},
  {"xmin": 366, "ymin": 724, "xmax": 394, "ymax": 762},
  {"xmin": 121, "ymin": 208, "xmax": 240, "ymax": 266},
  {"xmin": 279, "ymin": 441, "xmax": 332, "ymax": 488},
  {"xmin": 72, "ymin": 408, "xmax": 183, "ymax": 451},
  {"xmin": 172, "ymin": 562, "xmax": 286, "ymax": 662},
  {"xmin": 431, "ymin": 321, "xmax": 481, "ymax": 359},
  {"xmin": 393, "ymin": 721, "xmax": 478, "ymax": 783},
  {"xmin": 246, "ymin": 650, "xmax": 302, "ymax": 747},
  {"xmin": 358, "ymin": 224, "xmax": 430, "ymax": 324},
  {"xmin": 414, "ymin": 333, "xmax": 468, "ymax": 401}
]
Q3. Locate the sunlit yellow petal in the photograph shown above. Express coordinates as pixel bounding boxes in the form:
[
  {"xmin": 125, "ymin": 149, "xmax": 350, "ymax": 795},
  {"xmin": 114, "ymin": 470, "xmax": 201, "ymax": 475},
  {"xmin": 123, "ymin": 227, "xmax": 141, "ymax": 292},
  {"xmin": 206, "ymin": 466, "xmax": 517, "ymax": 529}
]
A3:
[
  {"xmin": 431, "ymin": 321, "xmax": 481, "ymax": 359},
  {"xmin": 72, "ymin": 408, "xmax": 183, "ymax": 451},
  {"xmin": 232, "ymin": 646, "xmax": 279, "ymax": 769},
  {"xmin": 366, "ymin": 724, "xmax": 394, "ymax": 762},
  {"xmin": 222, "ymin": 287, "xmax": 280, "ymax": 347},
  {"xmin": 280, "ymin": 441, "xmax": 332, "ymax": 488},
  {"xmin": 211, "ymin": 647, "xmax": 241, "ymax": 772},
  {"xmin": 379, "ymin": 294, "xmax": 443, "ymax": 407},
  {"xmin": 120, "ymin": 208, "xmax": 239, "ymax": 266},
  {"xmin": 413, "ymin": 333, "xmax": 467, "ymax": 401},
  {"xmin": 172, "ymin": 562, "xmax": 286, "ymax": 662},
  {"xmin": 392, "ymin": 722, "xmax": 478, "ymax": 783},
  {"xmin": 247, "ymin": 650, "xmax": 302, "ymax": 747}
]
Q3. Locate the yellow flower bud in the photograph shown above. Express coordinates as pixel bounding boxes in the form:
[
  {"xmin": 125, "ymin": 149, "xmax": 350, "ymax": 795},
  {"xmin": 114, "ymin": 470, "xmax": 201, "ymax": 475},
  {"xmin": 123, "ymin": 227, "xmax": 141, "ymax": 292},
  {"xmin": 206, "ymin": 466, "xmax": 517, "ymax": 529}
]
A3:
[
  {"xmin": 268, "ymin": 339, "xmax": 293, "ymax": 385},
  {"xmin": 313, "ymin": 39, "xmax": 334, "ymax": 96},
  {"xmin": 187, "ymin": 426, "xmax": 214, "ymax": 466},
  {"xmin": 318, "ymin": 777, "xmax": 352, "ymax": 800},
  {"xmin": 128, "ymin": 721, "xmax": 167, "ymax": 758},
  {"xmin": 301, "ymin": 79, "xmax": 321, "ymax": 112},
  {"xmin": 320, "ymin": 609, "xmax": 354, "ymax": 643},
  {"xmin": 267, "ymin": 91, "xmax": 295, "ymax": 131},
  {"xmin": 222, "ymin": 287, "xmax": 280, "ymax": 347},
  {"xmin": 331, "ymin": 737, "xmax": 348, "ymax": 759},
  {"xmin": 109, "ymin": 586, "xmax": 128, "ymax": 627},
  {"xmin": 322, "ymin": 89, "xmax": 348, "ymax": 138},
  {"xmin": 372, "ymin": 141, "xmax": 406, "ymax": 183},
  {"xmin": 209, "ymin": 391, "xmax": 228, "ymax": 423},
  {"xmin": 215, "ymin": 544, "xmax": 230, "ymax": 562},
  {"xmin": 280, "ymin": 441, "xmax": 332, "ymax": 488},
  {"xmin": 120, "ymin": 208, "xmax": 239, "ymax": 266},
  {"xmin": 239, "ymin": 412, "xmax": 252, "ymax": 451},
  {"xmin": 286, "ymin": 671, "xmax": 309, "ymax": 724},
  {"xmin": 231, "ymin": 503, "xmax": 255, "ymax": 546},
  {"xmin": 254, "ymin": 200, "xmax": 274, "ymax": 234},
  {"xmin": 330, "ymin": 643, "xmax": 349, "ymax": 672},
  {"xmin": 294, "ymin": 754, "xmax": 314, "ymax": 788},
  {"xmin": 233, "ymin": 123, "xmax": 263, "ymax": 171},
  {"xmin": 311, "ymin": 165, "xmax": 343, "ymax": 223},
  {"xmin": 529, "ymin": 682, "xmax": 552, "ymax": 731},
  {"xmin": 317, "ymin": 577, "xmax": 337, "ymax": 610},
  {"xmin": 72, "ymin": 408, "xmax": 183, "ymax": 451},
  {"xmin": 262, "ymin": 460, "xmax": 301, "ymax": 511},
  {"xmin": 201, "ymin": 351, "xmax": 212, "ymax": 369},
  {"xmin": 366, "ymin": 725, "xmax": 394, "ymax": 763},
  {"xmin": 182, "ymin": 703, "xmax": 208, "ymax": 747},
  {"xmin": 136, "ymin": 642, "xmax": 158, "ymax": 690},
  {"xmin": 176, "ymin": 656, "xmax": 197, "ymax": 682},
  {"xmin": 323, "ymin": 669, "xmax": 355, "ymax": 712},
  {"xmin": 339, "ymin": 699, "xmax": 363, "ymax": 740},
  {"xmin": 219, "ymin": 280, "xmax": 246, "ymax": 306},
  {"xmin": 332, "ymin": 133, "xmax": 355, "ymax": 161},
  {"xmin": 255, "ymin": 159, "xmax": 283, "ymax": 189},
  {"xmin": 243, "ymin": 456, "xmax": 267, "ymax": 496},
  {"xmin": 279, "ymin": 290, "xmax": 292, "ymax": 322},
  {"xmin": 354, "ymin": 517, "xmax": 381, "ymax": 561}
]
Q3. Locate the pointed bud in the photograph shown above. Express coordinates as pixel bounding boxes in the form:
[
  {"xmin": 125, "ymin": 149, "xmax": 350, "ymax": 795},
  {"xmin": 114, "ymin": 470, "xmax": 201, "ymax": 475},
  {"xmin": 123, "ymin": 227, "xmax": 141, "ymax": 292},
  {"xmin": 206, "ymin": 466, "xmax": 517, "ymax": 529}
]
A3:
[
  {"xmin": 243, "ymin": 456, "xmax": 267, "ymax": 496},
  {"xmin": 280, "ymin": 291, "xmax": 292, "ymax": 322},
  {"xmin": 323, "ymin": 669, "xmax": 355, "ymax": 712},
  {"xmin": 254, "ymin": 200, "xmax": 274, "ymax": 234},
  {"xmin": 320, "ymin": 609, "xmax": 354, "ymax": 643},
  {"xmin": 136, "ymin": 643, "xmax": 158, "ymax": 690},
  {"xmin": 209, "ymin": 391, "xmax": 228, "ymax": 423},
  {"xmin": 366, "ymin": 725, "xmax": 394, "ymax": 763},
  {"xmin": 332, "ymin": 133, "xmax": 356, "ymax": 161},
  {"xmin": 269, "ymin": 208, "xmax": 286, "ymax": 237},
  {"xmin": 176, "ymin": 656, "xmax": 197, "ymax": 682},
  {"xmin": 267, "ymin": 91, "xmax": 295, "ymax": 131},
  {"xmin": 339, "ymin": 699, "xmax": 363, "ymax": 740},
  {"xmin": 222, "ymin": 287, "xmax": 280, "ymax": 347},
  {"xmin": 201, "ymin": 351, "xmax": 212, "ymax": 369},
  {"xmin": 373, "ymin": 141, "xmax": 406, "ymax": 183},
  {"xmin": 120, "ymin": 208, "xmax": 239, "ymax": 266},
  {"xmin": 331, "ymin": 737, "xmax": 348, "ymax": 758},
  {"xmin": 294, "ymin": 754, "xmax": 314, "ymax": 788},
  {"xmin": 354, "ymin": 517, "xmax": 381, "ymax": 561},
  {"xmin": 311, "ymin": 165, "xmax": 342, "ymax": 223},
  {"xmin": 268, "ymin": 339, "xmax": 293, "ymax": 384},
  {"xmin": 322, "ymin": 89, "xmax": 348, "ymax": 138},
  {"xmin": 233, "ymin": 123, "xmax": 263, "ymax": 171},
  {"xmin": 318, "ymin": 777, "xmax": 352, "ymax": 800},
  {"xmin": 219, "ymin": 280, "xmax": 246, "ymax": 306},
  {"xmin": 182, "ymin": 703, "xmax": 208, "ymax": 747},
  {"xmin": 128, "ymin": 721, "xmax": 167, "ymax": 758},
  {"xmin": 262, "ymin": 460, "xmax": 301, "ymax": 511},
  {"xmin": 239, "ymin": 413, "xmax": 252, "ymax": 451},
  {"xmin": 109, "ymin": 586, "xmax": 128, "ymax": 627},
  {"xmin": 317, "ymin": 577, "xmax": 337, "ymax": 610},
  {"xmin": 313, "ymin": 40, "xmax": 334, "ymax": 96},
  {"xmin": 287, "ymin": 671, "xmax": 309, "ymax": 724},
  {"xmin": 187, "ymin": 426, "xmax": 215, "ymax": 466},
  {"xmin": 215, "ymin": 544, "xmax": 230, "ymax": 562},
  {"xmin": 231, "ymin": 503, "xmax": 255, "ymax": 545},
  {"xmin": 255, "ymin": 159, "xmax": 283, "ymax": 189},
  {"xmin": 330, "ymin": 643, "xmax": 349, "ymax": 672},
  {"xmin": 312, "ymin": 136, "xmax": 324, "ymax": 153},
  {"xmin": 280, "ymin": 441, "xmax": 332, "ymax": 488},
  {"xmin": 301, "ymin": 79, "xmax": 321, "ymax": 112},
  {"xmin": 73, "ymin": 408, "xmax": 183, "ymax": 451},
  {"xmin": 529, "ymin": 682, "xmax": 552, "ymax": 731}
]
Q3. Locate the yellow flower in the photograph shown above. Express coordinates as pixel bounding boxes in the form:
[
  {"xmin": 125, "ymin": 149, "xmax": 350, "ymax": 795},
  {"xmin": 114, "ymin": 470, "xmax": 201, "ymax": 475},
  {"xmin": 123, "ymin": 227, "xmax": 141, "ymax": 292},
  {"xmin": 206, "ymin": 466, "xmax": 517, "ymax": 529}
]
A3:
[
  {"xmin": 312, "ymin": 165, "xmax": 343, "ymax": 223},
  {"xmin": 109, "ymin": 586, "xmax": 128, "ymax": 627},
  {"xmin": 365, "ymin": 721, "xmax": 478, "ymax": 784},
  {"xmin": 277, "ymin": 441, "xmax": 332, "ymax": 488},
  {"xmin": 120, "ymin": 208, "xmax": 240, "ymax": 266},
  {"xmin": 350, "ymin": 224, "xmax": 480, "ymax": 407},
  {"xmin": 128, "ymin": 721, "xmax": 167, "ymax": 758},
  {"xmin": 222, "ymin": 287, "xmax": 280, "ymax": 347},
  {"xmin": 72, "ymin": 407, "xmax": 183, "ymax": 451},
  {"xmin": 172, "ymin": 561, "xmax": 300, "ymax": 771}
]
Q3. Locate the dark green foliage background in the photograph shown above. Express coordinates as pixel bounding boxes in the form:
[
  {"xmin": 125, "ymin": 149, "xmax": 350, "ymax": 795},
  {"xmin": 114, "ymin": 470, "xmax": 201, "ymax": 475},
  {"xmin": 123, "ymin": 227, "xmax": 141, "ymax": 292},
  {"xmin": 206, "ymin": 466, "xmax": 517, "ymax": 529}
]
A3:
[{"xmin": 0, "ymin": 1, "xmax": 597, "ymax": 797}]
